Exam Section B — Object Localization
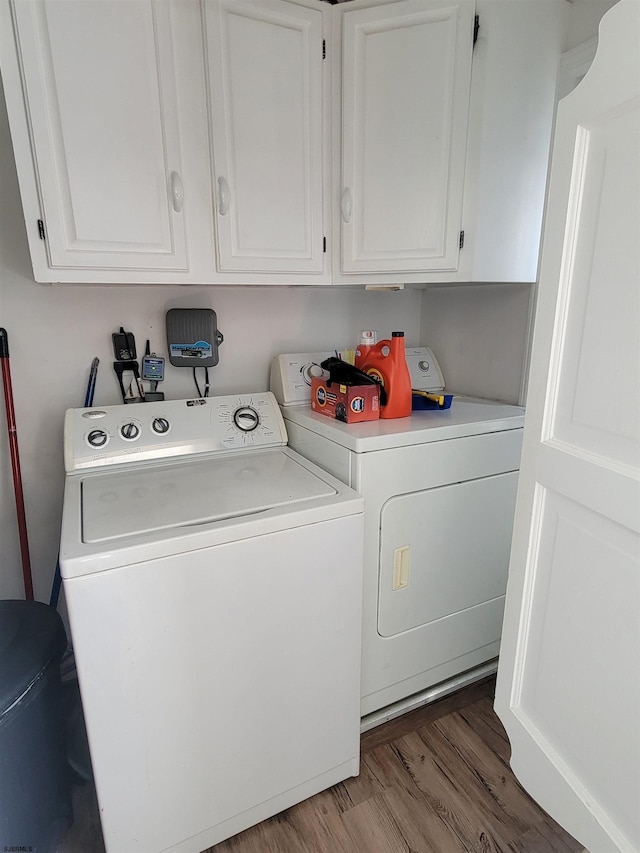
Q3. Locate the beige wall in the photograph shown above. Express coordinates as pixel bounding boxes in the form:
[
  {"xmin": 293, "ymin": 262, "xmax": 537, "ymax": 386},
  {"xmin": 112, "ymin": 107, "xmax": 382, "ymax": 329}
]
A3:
[{"xmin": 420, "ymin": 283, "xmax": 535, "ymax": 405}]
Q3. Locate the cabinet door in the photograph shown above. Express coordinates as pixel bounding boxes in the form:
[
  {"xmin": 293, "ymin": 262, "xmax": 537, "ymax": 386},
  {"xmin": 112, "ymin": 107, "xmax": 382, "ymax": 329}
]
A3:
[
  {"xmin": 7, "ymin": 0, "xmax": 189, "ymax": 274},
  {"xmin": 460, "ymin": 0, "xmax": 567, "ymax": 283},
  {"xmin": 339, "ymin": 0, "xmax": 474, "ymax": 275},
  {"xmin": 204, "ymin": 0, "xmax": 327, "ymax": 275}
]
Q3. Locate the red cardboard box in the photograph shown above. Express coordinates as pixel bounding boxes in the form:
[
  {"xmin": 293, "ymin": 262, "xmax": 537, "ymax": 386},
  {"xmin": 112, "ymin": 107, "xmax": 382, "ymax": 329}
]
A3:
[{"xmin": 311, "ymin": 377, "xmax": 380, "ymax": 423}]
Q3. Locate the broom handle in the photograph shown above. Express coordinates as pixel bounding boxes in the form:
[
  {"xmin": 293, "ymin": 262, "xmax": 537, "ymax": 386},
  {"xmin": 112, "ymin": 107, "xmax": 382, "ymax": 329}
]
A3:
[{"xmin": 0, "ymin": 328, "xmax": 34, "ymax": 600}]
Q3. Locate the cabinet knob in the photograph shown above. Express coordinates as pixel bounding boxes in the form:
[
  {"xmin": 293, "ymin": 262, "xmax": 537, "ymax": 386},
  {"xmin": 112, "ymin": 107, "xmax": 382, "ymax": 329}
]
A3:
[
  {"xmin": 170, "ymin": 172, "xmax": 184, "ymax": 213},
  {"xmin": 341, "ymin": 187, "xmax": 352, "ymax": 224},
  {"xmin": 218, "ymin": 177, "xmax": 230, "ymax": 216}
]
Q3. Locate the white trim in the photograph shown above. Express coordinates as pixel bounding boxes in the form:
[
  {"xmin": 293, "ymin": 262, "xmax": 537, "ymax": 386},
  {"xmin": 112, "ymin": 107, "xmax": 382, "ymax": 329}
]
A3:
[{"xmin": 557, "ymin": 36, "xmax": 598, "ymax": 100}]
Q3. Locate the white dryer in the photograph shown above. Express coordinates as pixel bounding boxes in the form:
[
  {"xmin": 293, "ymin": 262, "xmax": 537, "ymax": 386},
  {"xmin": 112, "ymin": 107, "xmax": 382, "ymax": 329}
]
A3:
[
  {"xmin": 270, "ymin": 350, "xmax": 525, "ymax": 727},
  {"xmin": 59, "ymin": 393, "xmax": 364, "ymax": 853}
]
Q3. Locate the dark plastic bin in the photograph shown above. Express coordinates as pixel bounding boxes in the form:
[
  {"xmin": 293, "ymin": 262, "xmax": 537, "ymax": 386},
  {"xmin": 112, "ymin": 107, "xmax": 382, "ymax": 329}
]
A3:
[{"xmin": 0, "ymin": 600, "xmax": 72, "ymax": 852}]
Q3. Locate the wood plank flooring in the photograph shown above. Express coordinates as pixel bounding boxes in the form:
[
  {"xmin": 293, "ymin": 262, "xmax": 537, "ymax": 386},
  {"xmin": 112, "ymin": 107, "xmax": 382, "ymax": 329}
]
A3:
[
  {"xmin": 208, "ymin": 678, "xmax": 581, "ymax": 853},
  {"xmin": 62, "ymin": 677, "xmax": 582, "ymax": 853}
]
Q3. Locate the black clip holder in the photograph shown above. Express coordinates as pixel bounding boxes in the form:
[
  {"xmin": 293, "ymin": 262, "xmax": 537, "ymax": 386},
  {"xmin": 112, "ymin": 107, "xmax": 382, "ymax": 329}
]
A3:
[
  {"xmin": 320, "ymin": 357, "xmax": 388, "ymax": 406},
  {"xmin": 114, "ymin": 361, "xmax": 145, "ymax": 404}
]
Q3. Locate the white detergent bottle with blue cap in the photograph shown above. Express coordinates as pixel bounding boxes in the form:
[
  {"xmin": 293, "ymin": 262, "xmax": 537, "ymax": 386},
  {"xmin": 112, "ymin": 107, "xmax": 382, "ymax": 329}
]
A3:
[{"xmin": 354, "ymin": 330, "xmax": 377, "ymax": 368}]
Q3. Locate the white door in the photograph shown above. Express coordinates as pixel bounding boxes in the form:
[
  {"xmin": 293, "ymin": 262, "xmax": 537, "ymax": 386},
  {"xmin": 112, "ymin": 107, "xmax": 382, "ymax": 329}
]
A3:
[
  {"xmin": 204, "ymin": 0, "xmax": 328, "ymax": 275},
  {"xmin": 339, "ymin": 0, "xmax": 474, "ymax": 275},
  {"xmin": 8, "ymin": 0, "xmax": 189, "ymax": 273},
  {"xmin": 495, "ymin": 4, "xmax": 640, "ymax": 852}
]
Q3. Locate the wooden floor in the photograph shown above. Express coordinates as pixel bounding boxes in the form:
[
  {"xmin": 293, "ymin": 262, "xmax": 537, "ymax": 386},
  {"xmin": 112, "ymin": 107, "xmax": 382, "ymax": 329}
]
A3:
[{"xmin": 62, "ymin": 678, "xmax": 582, "ymax": 853}]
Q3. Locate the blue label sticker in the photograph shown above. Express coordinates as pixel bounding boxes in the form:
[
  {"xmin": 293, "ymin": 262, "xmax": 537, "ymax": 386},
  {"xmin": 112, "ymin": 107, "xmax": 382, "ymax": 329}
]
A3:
[{"xmin": 169, "ymin": 340, "xmax": 213, "ymax": 359}]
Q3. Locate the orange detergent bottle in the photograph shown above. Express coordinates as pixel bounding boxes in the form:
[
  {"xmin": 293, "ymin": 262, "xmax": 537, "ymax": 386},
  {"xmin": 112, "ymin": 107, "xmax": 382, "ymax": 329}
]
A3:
[{"xmin": 355, "ymin": 331, "xmax": 412, "ymax": 419}]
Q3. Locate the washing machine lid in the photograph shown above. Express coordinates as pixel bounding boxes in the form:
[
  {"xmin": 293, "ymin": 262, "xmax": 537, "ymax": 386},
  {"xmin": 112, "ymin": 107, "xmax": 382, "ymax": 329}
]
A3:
[
  {"xmin": 80, "ymin": 448, "xmax": 337, "ymax": 544},
  {"xmin": 282, "ymin": 397, "xmax": 525, "ymax": 452}
]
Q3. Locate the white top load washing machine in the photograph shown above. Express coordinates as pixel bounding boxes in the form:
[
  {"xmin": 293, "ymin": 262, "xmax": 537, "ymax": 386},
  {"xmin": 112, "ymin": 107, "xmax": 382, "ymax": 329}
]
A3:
[
  {"xmin": 270, "ymin": 349, "xmax": 525, "ymax": 726},
  {"xmin": 59, "ymin": 393, "xmax": 364, "ymax": 853}
]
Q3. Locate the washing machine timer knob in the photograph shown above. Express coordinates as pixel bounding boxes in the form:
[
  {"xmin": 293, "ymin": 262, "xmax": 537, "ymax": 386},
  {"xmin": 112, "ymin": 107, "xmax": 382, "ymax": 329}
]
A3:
[
  {"xmin": 233, "ymin": 405, "xmax": 259, "ymax": 432},
  {"xmin": 120, "ymin": 421, "xmax": 141, "ymax": 441},
  {"xmin": 152, "ymin": 417, "xmax": 170, "ymax": 435},
  {"xmin": 87, "ymin": 428, "xmax": 108, "ymax": 448}
]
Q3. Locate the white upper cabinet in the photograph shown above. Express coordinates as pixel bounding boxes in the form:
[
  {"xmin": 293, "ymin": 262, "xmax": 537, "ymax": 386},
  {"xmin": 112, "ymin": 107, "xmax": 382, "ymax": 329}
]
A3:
[
  {"xmin": 336, "ymin": 0, "xmax": 475, "ymax": 278},
  {"xmin": 1, "ymin": 0, "xmax": 566, "ymax": 286},
  {"xmin": 332, "ymin": 0, "xmax": 567, "ymax": 285},
  {"xmin": 459, "ymin": 0, "xmax": 567, "ymax": 283},
  {"xmin": 204, "ymin": 0, "xmax": 329, "ymax": 278},
  {"xmin": 0, "ymin": 0, "xmax": 204, "ymax": 282}
]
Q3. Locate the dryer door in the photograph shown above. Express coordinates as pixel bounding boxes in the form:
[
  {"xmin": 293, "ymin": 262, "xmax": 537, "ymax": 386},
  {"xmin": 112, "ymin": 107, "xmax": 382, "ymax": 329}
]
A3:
[{"xmin": 377, "ymin": 471, "xmax": 518, "ymax": 638}]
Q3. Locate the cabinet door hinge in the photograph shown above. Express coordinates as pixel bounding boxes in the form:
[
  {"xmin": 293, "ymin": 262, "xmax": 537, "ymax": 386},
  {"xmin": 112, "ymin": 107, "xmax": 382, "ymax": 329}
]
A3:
[
  {"xmin": 37, "ymin": 219, "xmax": 46, "ymax": 240},
  {"xmin": 473, "ymin": 15, "xmax": 479, "ymax": 46},
  {"xmin": 459, "ymin": 230, "xmax": 465, "ymax": 249},
  {"xmin": 322, "ymin": 39, "xmax": 326, "ymax": 60},
  {"xmin": 323, "ymin": 236, "xmax": 327, "ymax": 253}
]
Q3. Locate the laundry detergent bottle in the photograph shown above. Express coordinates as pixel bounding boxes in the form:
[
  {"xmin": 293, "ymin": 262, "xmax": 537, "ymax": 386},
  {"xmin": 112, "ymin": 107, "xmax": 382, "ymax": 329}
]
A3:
[
  {"xmin": 354, "ymin": 330, "xmax": 378, "ymax": 369},
  {"xmin": 356, "ymin": 331, "xmax": 412, "ymax": 419}
]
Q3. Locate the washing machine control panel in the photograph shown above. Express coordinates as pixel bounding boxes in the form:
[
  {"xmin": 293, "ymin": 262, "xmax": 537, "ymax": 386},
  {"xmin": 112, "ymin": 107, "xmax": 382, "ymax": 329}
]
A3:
[{"xmin": 64, "ymin": 392, "xmax": 288, "ymax": 472}]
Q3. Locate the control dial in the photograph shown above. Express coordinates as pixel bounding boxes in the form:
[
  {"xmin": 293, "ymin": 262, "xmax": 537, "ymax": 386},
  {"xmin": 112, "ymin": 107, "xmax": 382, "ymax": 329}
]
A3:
[
  {"xmin": 301, "ymin": 362, "xmax": 325, "ymax": 385},
  {"xmin": 152, "ymin": 417, "xmax": 170, "ymax": 435},
  {"xmin": 233, "ymin": 405, "xmax": 260, "ymax": 432},
  {"xmin": 87, "ymin": 428, "xmax": 108, "ymax": 449},
  {"xmin": 120, "ymin": 421, "xmax": 141, "ymax": 441}
]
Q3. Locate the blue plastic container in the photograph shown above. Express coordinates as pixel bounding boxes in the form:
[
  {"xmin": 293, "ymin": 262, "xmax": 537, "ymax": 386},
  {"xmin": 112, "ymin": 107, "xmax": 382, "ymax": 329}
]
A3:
[
  {"xmin": 0, "ymin": 600, "xmax": 72, "ymax": 851},
  {"xmin": 411, "ymin": 392, "xmax": 453, "ymax": 411}
]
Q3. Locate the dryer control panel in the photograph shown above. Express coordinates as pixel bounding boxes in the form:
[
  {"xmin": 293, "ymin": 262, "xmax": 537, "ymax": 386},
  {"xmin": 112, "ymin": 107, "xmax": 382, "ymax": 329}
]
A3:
[
  {"xmin": 270, "ymin": 346, "xmax": 445, "ymax": 406},
  {"xmin": 405, "ymin": 347, "xmax": 445, "ymax": 392},
  {"xmin": 269, "ymin": 351, "xmax": 334, "ymax": 406},
  {"xmin": 64, "ymin": 392, "xmax": 288, "ymax": 473}
]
